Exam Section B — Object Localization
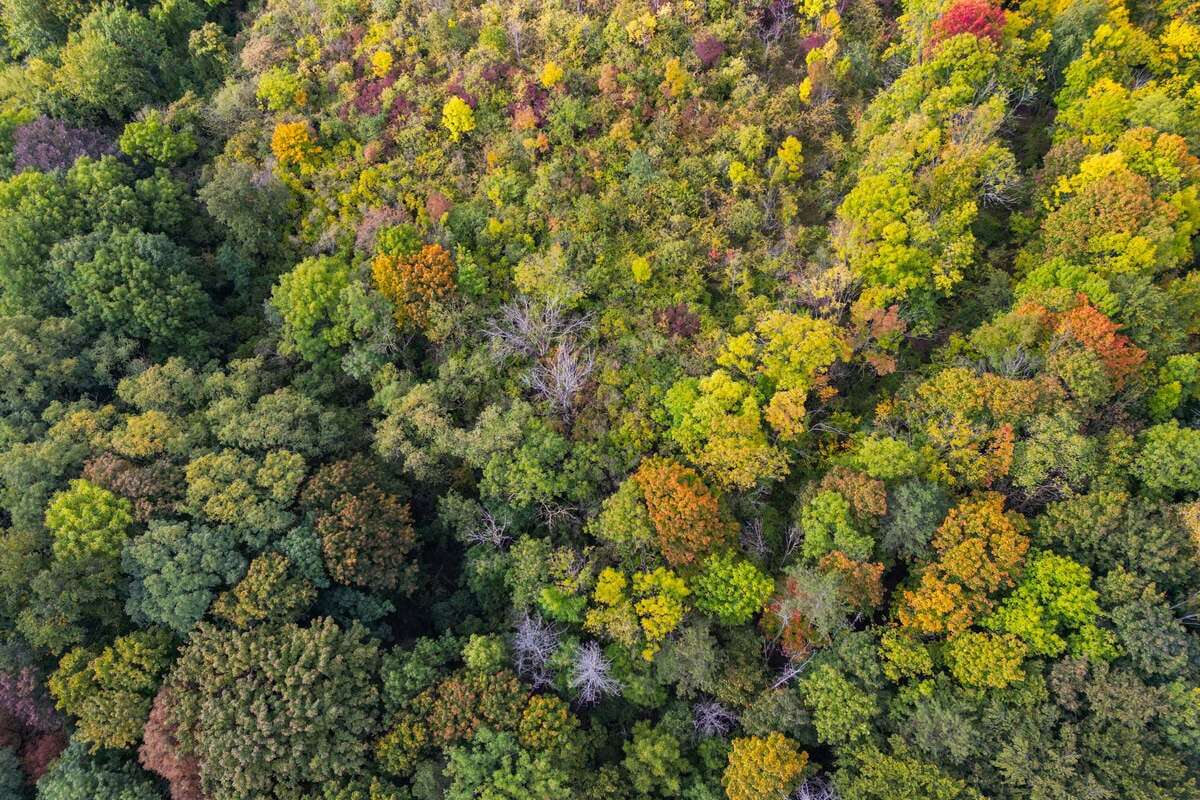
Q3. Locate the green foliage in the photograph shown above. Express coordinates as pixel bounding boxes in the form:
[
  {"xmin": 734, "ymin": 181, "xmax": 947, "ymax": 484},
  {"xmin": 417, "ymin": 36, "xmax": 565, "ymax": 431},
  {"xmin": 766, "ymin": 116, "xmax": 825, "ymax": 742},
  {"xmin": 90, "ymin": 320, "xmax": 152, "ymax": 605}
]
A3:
[
  {"xmin": 119, "ymin": 109, "xmax": 198, "ymax": 165},
  {"xmin": 982, "ymin": 551, "xmax": 1118, "ymax": 660},
  {"xmin": 690, "ymin": 551, "xmax": 773, "ymax": 625},
  {"xmin": 1134, "ymin": 420, "xmax": 1200, "ymax": 495},
  {"xmin": 122, "ymin": 520, "xmax": 245, "ymax": 633},
  {"xmin": 168, "ymin": 618, "xmax": 381, "ymax": 800},
  {"xmin": 270, "ymin": 256, "xmax": 352, "ymax": 364},
  {"xmin": 622, "ymin": 721, "xmax": 689, "ymax": 797},
  {"xmin": 48, "ymin": 628, "xmax": 173, "ymax": 749},
  {"xmin": 45, "ymin": 478, "xmax": 132, "ymax": 563},
  {"xmin": 799, "ymin": 491, "xmax": 874, "ymax": 562},
  {"xmin": 54, "ymin": 227, "xmax": 210, "ymax": 357},
  {"xmin": 800, "ymin": 664, "xmax": 878, "ymax": 746},
  {"xmin": 35, "ymin": 742, "xmax": 162, "ymax": 800}
]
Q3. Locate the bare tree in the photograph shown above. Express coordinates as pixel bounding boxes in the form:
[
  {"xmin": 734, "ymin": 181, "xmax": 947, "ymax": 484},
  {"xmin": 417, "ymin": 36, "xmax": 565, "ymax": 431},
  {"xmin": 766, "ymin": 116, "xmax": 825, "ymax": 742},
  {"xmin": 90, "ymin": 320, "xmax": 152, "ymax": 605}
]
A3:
[
  {"xmin": 569, "ymin": 641, "xmax": 621, "ymax": 704},
  {"xmin": 771, "ymin": 655, "xmax": 812, "ymax": 689},
  {"xmin": 526, "ymin": 340, "xmax": 595, "ymax": 421},
  {"xmin": 512, "ymin": 613, "xmax": 559, "ymax": 687},
  {"xmin": 465, "ymin": 507, "xmax": 511, "ymax": 549},
  {"xmin": 692, "ymin": 700, "xmax": 737, "ymax": 738},
  {"xmin": 741, "ymin": 519, "xmax": 768, "ymax": 560},
  {"xmin": 484, "ymin": 297, "xmax": 592, "ymax": 361},
  {"xmin": 793, "ymin": 776, "xmax": 840, "ymax": 800},
  {"xmin": 782, "ymin": 523, "xmax": 803, "ymax": 562}
]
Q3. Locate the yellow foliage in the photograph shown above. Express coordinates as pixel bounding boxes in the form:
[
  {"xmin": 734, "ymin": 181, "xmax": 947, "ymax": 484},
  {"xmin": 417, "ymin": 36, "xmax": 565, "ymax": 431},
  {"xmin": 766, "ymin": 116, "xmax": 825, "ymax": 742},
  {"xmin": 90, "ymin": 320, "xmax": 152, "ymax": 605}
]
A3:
[
  {"xmin": 540, "ymin": 60, "xmax": 564, "ymax": 88},
  {"xmin": 777, "ymin": 135, "xmax": 804, "ymax": 179},
  {"xmin": 723, "ymin": 733, "xmax": 808, "ymax": 800},
  {"xmin": 442, "ymin": 96, "xmax": 476, "ymax": 141},
  {"xmin": 271, "ymin": 121, "xmax": 320, "ymax": 169},
  {"xmin": 371, "ymin": 50, "xmax": 394, "ymax": 78},
  {"xmin": 662, "ymin": 57, "xmax": 687, "ymax": 97}
]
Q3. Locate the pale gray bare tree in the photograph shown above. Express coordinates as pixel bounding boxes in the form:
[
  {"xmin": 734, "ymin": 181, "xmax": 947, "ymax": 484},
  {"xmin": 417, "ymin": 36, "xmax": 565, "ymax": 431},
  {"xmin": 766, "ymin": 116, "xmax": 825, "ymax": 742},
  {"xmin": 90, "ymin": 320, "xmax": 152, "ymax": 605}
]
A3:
[
  {"xmin": 692, "ymin": 700, "xmax": 737, "ymax": 738},
  {"xmin": 570, "ymin": 641, "xmax": 621, "ymax": 704},
  {"xmin": 513, "ymin": 613, "xmax": 559, "ymax": 687}
]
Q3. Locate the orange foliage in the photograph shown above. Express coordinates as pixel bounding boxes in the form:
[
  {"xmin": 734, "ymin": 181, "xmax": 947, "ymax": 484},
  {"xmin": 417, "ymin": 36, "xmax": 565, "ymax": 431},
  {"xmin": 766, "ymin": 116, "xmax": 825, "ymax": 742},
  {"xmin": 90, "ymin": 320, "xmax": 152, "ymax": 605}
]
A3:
[
  {"xmin": 372, "ymin": 243, "xmax": 456, "ymax": 326},
  {"xmin": 1054, "ymin": 296, "xmax": 1147, "ymax": 388},
  {"xmin": 898, "ymin": 493, "xmax": 1029, "ymax": 637},
  {"xmin": 819, "ymin": 467, "xmax": 887, "ymax": 518},
  {"xmin": 819, "ymin": 550, "xmax": 885, "ymax": 611},
  {"xmin": 633, "ymin": 457, "xmax": 734, "ymax": 566}
]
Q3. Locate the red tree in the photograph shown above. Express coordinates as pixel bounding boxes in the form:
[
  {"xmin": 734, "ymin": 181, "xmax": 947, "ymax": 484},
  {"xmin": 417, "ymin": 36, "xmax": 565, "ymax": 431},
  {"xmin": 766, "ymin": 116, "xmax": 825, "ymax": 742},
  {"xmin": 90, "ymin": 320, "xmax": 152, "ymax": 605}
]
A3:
[{"xmin": 930, "ymin": 0, "xmax": 1005, "ymax": 49}]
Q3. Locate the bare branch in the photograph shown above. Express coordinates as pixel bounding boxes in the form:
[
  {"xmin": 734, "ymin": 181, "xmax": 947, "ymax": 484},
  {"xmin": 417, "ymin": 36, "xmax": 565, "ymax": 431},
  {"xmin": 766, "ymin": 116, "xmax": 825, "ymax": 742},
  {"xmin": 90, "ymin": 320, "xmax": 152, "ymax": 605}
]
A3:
[
  {"xmin": 513, "ymin": 613, "xmax": 559, "ymax": 687},
  {"xmin": 465, "ymin": 507, "xmax": 512, "ymax": 549},
  {"xmin": 693, "ymin": 700, "xmax": 737, "ymax": 738},
  {"xmin": 570, "ymin": 641, "xmax": 621, "ymax": 704}
]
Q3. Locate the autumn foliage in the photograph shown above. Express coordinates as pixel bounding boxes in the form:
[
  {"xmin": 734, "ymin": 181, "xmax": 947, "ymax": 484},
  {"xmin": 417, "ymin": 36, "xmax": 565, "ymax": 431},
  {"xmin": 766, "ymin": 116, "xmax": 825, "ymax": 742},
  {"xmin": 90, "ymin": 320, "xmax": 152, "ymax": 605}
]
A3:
[
  {"xmin": 930, "ymin": 0, "xmax": 1006, "ymax": 49},
  {"xmin": 723, "ymin": 733, "xmax": 808, "ymax": 800},
  {"xmin": 372, "ymin": 243, "xmax": 456, "ymax": 326},
  {"xmin": 898, "ymin": 493, "xmax": 1029, "ymax": 637},
  {"xmin": 633, "ymin": 457, "xmax": 734, "ymax": 566}
]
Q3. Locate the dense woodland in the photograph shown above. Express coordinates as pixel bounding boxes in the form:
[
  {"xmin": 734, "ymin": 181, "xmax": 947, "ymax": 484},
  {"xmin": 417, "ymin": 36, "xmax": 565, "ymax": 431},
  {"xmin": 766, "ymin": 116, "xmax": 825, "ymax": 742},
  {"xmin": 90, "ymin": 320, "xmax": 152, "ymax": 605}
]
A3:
[{"xmin": 0, "ymin": 0, "xmax": 1197, "ymax": 796}]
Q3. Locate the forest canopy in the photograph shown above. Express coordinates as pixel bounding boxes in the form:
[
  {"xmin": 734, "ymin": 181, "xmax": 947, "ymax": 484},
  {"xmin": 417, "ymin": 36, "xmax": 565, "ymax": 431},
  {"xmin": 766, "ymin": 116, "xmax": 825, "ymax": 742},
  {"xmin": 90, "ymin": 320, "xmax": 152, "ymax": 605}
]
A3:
[{"xmin": 0, "ymin": 0, "xmax": 1198, "ymax": 797}]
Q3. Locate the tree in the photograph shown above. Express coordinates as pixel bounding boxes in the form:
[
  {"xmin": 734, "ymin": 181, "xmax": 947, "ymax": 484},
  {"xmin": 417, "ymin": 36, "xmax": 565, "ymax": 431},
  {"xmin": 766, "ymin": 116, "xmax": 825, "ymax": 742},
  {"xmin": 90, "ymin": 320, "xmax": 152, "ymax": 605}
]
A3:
[
  {"xmin": 836, "ymin": 745, "xmax": 983, "ymax": 800},
  {"xmin": 183, "ymin": 449, "xmax": 305, "ymax": 536},
  {"xmin": 622, "ymin": 721, "xmax": 689, "ymax": 798},
  {"xmin": 723, "ymin": 733, "xmax": 807, "ymax": 800},
  {"xmin": 800, "ymin": 664, "xmax": 878, "ymax": 746},
  {"xmin": 302, "ymin": 458, "xmax": 417, "ymax": 593},
  {"xmin": 198, "ymin": 159, "xmax": 291, "ymax": 256},
  {"xmin": 897, "ymin": 493, "xmax": 1029, "ymax": 637},
  {"xmin": 981, "ymin": 551, "xmax": 1117, "ymax": 660},
  {"xmin": 444, "ymin": 728, "xmax": 577, "ymax": 800},
  {"xmin": 942, "ymin": 631, "xmax": 1027, "ymax": 689},
  {"xmin": 54, "ymin": 227, "xmax": 210, "ymax": 356},
  {"xmin": 34, "ymin": 742, "xmax": 163, "ymax": 800},
  {"xmin": 1133, "ymin": 421, "xmax": 1200, "ymax": 495},
  {"xmin": 45, "ymin": 479, "xmax": 133, "ymax": 563},
  {"xmin": 139, "ymin": 689, "xmax": 203, "ymax": 800},
  {"xmin": 48, "ymin": 629, "xmax": 173, "ymax": 750},
  {"xmin": 442, "ymin": 97, "xmax": 475, "ymax": 140},
  {"xmin": 691, "ymin": 551, "xmax": 773, "ymax": 625},
  {"xmin": 123, "ymin": 521, "xmax": 245, "ymax": 634},
  {"xmin": 51, "ymin": 4, "xmax": 167, "ymax": 121},
  {"xmin": 633, "ymin": 457, "xmax": 734, "ymax": 566},
  {"xmin": 270, "ymin": 256, "xmax": 351, "ymax": 364},
  {"xmin": 798, "ymin": 490, "xmax": 874, "ymax": 562},
  {"xmin": 372, "ymin": 244, "xmax": 456, "ymax": 328},
  {"xmin": 167, "ymin": 618, "xmax": 381, "ymax": 800},
  {"xmin": 929, "ymin": 0, "xmax": 1006, "ymax": 49},
  {"xmin": 664, "ymin": 371, "xmax": 788, "ymax": 490},
  {"xmin": 210, "ymin": 552, "xmax": 315, "ymax": 628}
]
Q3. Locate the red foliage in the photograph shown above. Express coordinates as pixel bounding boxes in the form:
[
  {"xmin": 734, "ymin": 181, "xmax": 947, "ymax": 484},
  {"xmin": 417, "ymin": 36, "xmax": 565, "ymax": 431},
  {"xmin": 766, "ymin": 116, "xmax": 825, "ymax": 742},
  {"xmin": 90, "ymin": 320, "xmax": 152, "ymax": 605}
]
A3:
[
  {"xmin": 139, "ymin": 689, "xmax": 205, "ymax": 800},
  {"xmin": 930, "ymin": 0, "xmax": 1005, "ymax": 48},
  {"xmin": 656, "ymin": 303, "xmax": 700, "ymax": 339},
  {"xmin": 81, "ymin": 454, "xmax": 182, "ymax": 521},
  {"xmin": 22, "ymin": 731, "xmax": 67, "ymax": 782},
  {"xmin": 426, "ymin": 191, "xmax": 453, "ymax": 222},
  {"xmin": 693, "ymin": 34, "xmax": 725, "ymax": 67},
  {"xmin": 1054, "ymin": 296, "xmax": 1147, "ymax": 389},
  {"xmin": 302, "ymin": 458, "xmax": 417, "ymax": 593}
]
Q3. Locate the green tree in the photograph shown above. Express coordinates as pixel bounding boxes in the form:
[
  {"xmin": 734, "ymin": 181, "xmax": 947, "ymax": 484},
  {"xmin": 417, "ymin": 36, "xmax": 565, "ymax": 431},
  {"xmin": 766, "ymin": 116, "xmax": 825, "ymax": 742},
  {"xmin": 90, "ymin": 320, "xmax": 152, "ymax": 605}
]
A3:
[
  {"xmin": 122, "ymin": 521, "xmax": 245, "ymax": 633},
  {"xmin": 45, "ymin": 478, "xmax": 133, "ymax": 563},
  {"xmin": 691, "ymin": 551, "xmax": 773, "ymax": 625},
  {"xmin": 48, "ymin": 629, "xmax": 173, "ymax": 749},
  {"xmin": 167, "ymin": 618, "xmax": 382, "ymax": 800},
  {"xmin": 54, "ymin": 227, "xmax": 210, "ymax": 356},
  {"xmin": 35, "ymin": 742, "xmax": 163, "ymax": 800}
]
